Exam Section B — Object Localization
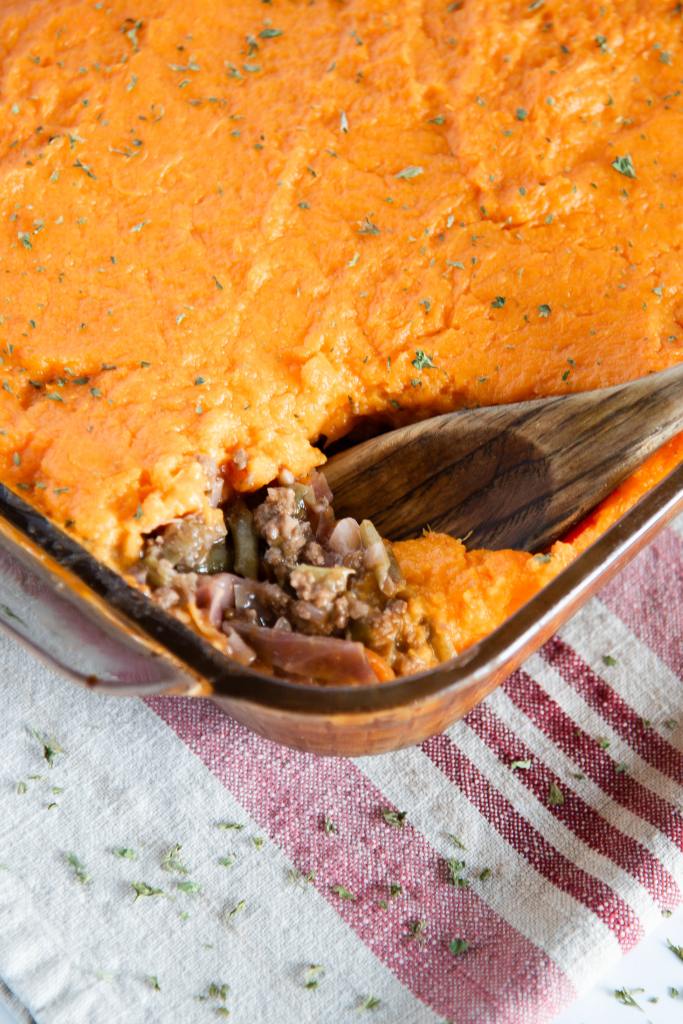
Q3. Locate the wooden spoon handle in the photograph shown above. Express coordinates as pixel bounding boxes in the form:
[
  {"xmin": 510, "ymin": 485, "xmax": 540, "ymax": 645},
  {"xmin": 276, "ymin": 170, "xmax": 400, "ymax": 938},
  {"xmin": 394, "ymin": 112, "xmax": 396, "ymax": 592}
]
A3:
[{"xmin": 324, "ymin": 363, "xmax": 683, "ymax": 550}]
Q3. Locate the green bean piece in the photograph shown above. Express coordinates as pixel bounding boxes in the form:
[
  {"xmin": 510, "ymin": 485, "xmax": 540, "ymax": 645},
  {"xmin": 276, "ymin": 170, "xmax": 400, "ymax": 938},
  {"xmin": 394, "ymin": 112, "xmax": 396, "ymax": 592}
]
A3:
[
  {"xmin": 202, "ymin": 539, "xmax": 233, "ymax": 575},
  {"xmin": 228, "ymin": 505, "xmax": 259, "ymax": 578}
]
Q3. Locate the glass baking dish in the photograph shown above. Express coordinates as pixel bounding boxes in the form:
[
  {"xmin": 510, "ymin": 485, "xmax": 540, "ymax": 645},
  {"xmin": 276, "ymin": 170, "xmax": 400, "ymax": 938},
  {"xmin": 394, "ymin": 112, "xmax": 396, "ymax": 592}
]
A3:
[{"xmin": 1, "ymin": 465, "xmax": 681, "ymax": 756}]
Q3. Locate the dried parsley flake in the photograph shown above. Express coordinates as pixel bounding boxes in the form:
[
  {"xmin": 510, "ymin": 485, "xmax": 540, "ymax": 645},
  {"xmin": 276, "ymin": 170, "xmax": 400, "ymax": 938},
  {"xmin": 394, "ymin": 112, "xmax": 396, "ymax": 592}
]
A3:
[{"xmin": 611, "ymin": 154, "xmax": 637, "ymax": 179}]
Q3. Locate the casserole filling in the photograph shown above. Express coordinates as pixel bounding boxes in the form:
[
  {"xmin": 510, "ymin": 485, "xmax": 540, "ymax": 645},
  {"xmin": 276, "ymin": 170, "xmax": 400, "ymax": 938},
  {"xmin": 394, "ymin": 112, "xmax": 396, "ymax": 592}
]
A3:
[{"xmin": 136, "ymin": 469, "xmax": 436, "ymax": 683}]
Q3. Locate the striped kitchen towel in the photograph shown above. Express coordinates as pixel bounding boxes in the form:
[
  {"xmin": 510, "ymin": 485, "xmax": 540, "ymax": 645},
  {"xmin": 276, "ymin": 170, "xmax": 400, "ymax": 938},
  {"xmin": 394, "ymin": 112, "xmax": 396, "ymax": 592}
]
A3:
[{"xmin": 0, "ymin": 518, "xmax": 681, "ymax": 1024}]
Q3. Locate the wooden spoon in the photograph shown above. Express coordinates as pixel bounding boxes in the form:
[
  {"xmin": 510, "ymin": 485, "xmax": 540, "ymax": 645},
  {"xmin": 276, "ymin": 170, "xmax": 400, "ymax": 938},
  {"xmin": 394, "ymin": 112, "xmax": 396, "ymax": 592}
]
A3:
[{"xmin": 323, "ymin": 363, "xmax": 683, "ymax": 551}]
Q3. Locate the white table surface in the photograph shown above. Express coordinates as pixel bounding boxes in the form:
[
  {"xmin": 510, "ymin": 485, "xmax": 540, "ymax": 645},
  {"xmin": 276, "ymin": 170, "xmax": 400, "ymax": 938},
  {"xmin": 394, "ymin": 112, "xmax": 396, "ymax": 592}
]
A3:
[{"xmin": 554, "ymin": 904, "xmax": 683, "ymax": 1023}]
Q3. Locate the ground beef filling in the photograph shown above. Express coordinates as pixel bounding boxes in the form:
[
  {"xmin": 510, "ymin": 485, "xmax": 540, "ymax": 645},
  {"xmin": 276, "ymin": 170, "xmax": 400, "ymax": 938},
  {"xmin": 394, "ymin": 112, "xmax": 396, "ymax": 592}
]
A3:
[{"xmin": 135, "ymin": 471, "xmax": 437, "ymax": 683}]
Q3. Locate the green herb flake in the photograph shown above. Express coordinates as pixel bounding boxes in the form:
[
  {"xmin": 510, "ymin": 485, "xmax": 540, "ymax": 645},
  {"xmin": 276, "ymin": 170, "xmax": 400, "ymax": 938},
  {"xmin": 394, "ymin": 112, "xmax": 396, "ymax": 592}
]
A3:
[
  {"xmin": 595, "ymin": 34, "xmax": 609, "ymax": 53},
  {"xmin": 479, "ymin": 867, "xmax": 493, "ymax": 881},
  {"xmin": 611, "ymin": 154, "xmax": 637, "ymax": 179},
  {"xmin": 331, "ymin": 884, "xmax": 356, "ymax": 901},
  {"xmin": 102, "ymin": 843, "xmax": 132, "ymax": 861},
  {"xmin": 259, "ymin": 27, "xmax": 283, "ymax": 39},
  {"xmin": 73, "ymin": 159, "xmax": 96, "ymax": 180},
  {"xmin": 446, "ymin": 857, "xmax": 469, "ymax": 888},
  {"xmin": 602, "ymin": 654, "xmax": 618, "ymax": 667},
  {"xmin": 666, "ymin": 938, "xmax": 683, "ymax": 962},
  {"xmin": 18, "ymin": 231, "xmax": 32, "ymax": 250},
  {"xmin": 548, "ymin": 782, "xmax": 565, "ymax": 807},
  {"xmin": 226, "ymin": 899, "xmax": 246, "ymax": 919},
  {"xmin": 161, "ymin": 843, "xmax": 189, "ymax": 875},
  {"xmin": 538, "ymin": 303, "xmax": 552, "ymax": 318},
  {"xmin": 66, "ymin": 852, "xmax": 92, "ymax": 885},
  {"xmin": 202, "ymin": 982, "xmax": 230, "ymax": 1003},
  {"xmin": 288, "ymin": 867, "xmax": 316, "ymax": 885},
  {"xmin": 491, "ymin": 295, "xmax": 506, "ymax": 308},
  {"xmin": 146, "ymin": 975, "xmax": 161, "ymax": 992},
  {"xmin": 596, "ymin": 736, "xmax": 611, "ymax": 750},
  {"xmin": 218, "ymin": 854, "xmax": 236, "ymax": 868},
  {"xmin": 32, "ymin": 730, "xmax": 64, "ymax": 767},
  {"xmin": 614, "ymin": 988, "xmax": 643, "ymax": 1008},
  {"xmin": 130, "ymin": 220, "xmax": 148, "ymax": 233},
  {"xmin": 194, "ymin": 376, "xmax": 206, "ymax": 386},
  {"xmin": 303, "ymin": 963, "xmax": 324, "ymax": 990},
  {"xmin": 515, "ymin": 107, "xmax": 528, "ymax": 121},
  {"xmin": 16, "ymin": 781, "xmax": 27, "ymax": 795},
  {"xmin": 252, "ymin": 836, "xmax": 265, "ymax": 850},
  {"xmin": 359, "ymin": 996, "xmax": 381, "ymax": 1011},
  {"xmin": 448, "ymin": 937, "xmax": 470, "ymax": 956},
  {"xmin": 510, "ymin": 758, "xmax": 533, "ymax": 770},
  {"xmin": 381, "ymin": 808, "xmax": 407, "ymax": 828},
  {"xmin": 429, "ymin": 114, "xmax": 445, "ymax": 125},
  {"xmin": 216, "ymin": 821, "xmax": 244, "ymax": 831},
  {"xmin": 412, "ymin": 349, "xmax": 436, "ymax": 370},
  {"xmin": 407, "ymin": 918, "xmax": 427, "ymax": 942},
  {"xmin": 323, "ymin": 815, "xmax": 338, "ymax": 835},
  {"xmin": 339, "ymin": 110, "xmax": 349, "ymax": 133},
  {"xmin": 395, "ymin": 165, "xmax": 424, "ymax": 180},
  {"xmin": 358, "ymin": 216, "xmax": 380, "ymax": 236},
  {"xmin": 177, "ymin": 880, "xmax": 201, "ymax": 895},
  {"xmin": 131, "ymin": 881, "xmax": 164, "ymax": 901}
]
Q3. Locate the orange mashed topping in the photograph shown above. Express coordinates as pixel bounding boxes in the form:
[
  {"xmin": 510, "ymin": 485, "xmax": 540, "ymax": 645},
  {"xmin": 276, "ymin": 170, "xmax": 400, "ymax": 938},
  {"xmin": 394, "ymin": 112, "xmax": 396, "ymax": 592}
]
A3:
[{"xmin": 0, "ymin": 1, "xmax": 681, "ymax": 657}]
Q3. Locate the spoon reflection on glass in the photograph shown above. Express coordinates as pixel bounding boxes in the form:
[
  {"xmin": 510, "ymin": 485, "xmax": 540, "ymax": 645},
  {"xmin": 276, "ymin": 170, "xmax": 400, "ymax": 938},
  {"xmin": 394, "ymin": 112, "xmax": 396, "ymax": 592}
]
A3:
[{"xmin": 324, "ymin": 363, "xmax": 683, "ymax": 552}]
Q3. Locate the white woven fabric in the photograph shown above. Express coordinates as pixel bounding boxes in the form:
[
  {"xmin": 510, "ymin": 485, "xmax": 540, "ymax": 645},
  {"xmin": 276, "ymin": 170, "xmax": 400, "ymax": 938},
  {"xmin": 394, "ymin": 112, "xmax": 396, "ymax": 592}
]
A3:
[{"xmin": 0, "ymin": 635, "xmax": 437, "ymax": 1024}]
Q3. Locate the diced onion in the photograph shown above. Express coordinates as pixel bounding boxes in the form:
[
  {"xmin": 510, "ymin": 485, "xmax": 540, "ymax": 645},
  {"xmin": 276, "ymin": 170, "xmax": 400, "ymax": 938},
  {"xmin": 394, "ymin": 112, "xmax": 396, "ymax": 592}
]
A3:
[{"xmin": 231, "ymin": 622, "xmax": 378, "ymax": 684}]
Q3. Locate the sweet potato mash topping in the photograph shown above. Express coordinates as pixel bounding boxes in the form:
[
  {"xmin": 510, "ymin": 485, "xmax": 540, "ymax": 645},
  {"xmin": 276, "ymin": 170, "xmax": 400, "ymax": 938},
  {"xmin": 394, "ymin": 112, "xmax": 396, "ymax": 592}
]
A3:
[{"xmin": 0, "ymin": 1, "xmax": 681, "ymax": 674}]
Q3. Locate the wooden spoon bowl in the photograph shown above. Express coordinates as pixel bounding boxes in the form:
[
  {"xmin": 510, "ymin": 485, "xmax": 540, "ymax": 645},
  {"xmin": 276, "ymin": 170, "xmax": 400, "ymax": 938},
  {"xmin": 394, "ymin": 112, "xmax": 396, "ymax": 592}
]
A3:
[{"xmin": 325, "ymin": 363, "xmax": 683, "ymax": 551}]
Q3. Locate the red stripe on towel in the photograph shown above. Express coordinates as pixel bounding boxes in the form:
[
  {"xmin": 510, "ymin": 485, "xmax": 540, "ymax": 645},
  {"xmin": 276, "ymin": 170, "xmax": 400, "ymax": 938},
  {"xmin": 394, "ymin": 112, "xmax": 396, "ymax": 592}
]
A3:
[
  {"xmin": 423, "ymin": 732, "xmax": 643, "ymax": 950},
  {"xmin": 147, "ymin": 695, "xmax": 574, "ymax": 1024},
  {"xmin": 541, "ymin": 636, "xmax": 683, "ymax": 786},
  {"xmin": 465, "ymin": 698, "xmax": 680, "ymax": 908}
]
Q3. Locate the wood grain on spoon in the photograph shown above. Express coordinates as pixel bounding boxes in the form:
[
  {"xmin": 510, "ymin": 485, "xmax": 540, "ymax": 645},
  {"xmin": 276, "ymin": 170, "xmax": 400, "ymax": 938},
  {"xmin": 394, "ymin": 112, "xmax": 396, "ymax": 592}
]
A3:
[{"xmin": 324, "ymin": 363, "xmax": 683, "ymax": 552}]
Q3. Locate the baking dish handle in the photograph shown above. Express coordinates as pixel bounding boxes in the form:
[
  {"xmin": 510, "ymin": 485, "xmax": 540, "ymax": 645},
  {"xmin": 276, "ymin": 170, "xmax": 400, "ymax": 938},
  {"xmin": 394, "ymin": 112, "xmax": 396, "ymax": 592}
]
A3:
[{"xmin": 0, "ymin": 533, "xmax": 196, "ymax": 697}]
